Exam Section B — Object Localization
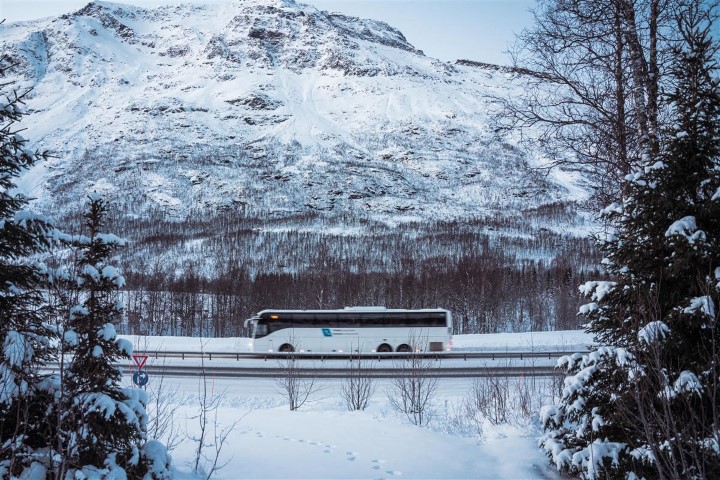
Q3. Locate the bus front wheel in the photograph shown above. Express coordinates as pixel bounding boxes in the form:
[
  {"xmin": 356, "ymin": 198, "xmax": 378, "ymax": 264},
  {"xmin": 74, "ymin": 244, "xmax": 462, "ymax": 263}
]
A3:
[
  {"xmin": 279, "ymin": 343, "xmax": 295, "ymax": 353},
  {"xmin": 377, "ymin": 343, "xmax": 393, "ymax": 353},
  {"xmin": 396, "ymin": 344, "xmax": 413, "ymax": 353}
]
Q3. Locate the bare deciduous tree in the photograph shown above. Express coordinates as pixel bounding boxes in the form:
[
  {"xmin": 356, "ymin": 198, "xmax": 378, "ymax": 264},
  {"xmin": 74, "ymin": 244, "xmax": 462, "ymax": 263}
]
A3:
[
  {"xmin": 340, "ymin": 350, "xmax": 375, "ymax": 411},
  {"xmin": 466, "ymin": 375, "xmax": 510, "ymax": 426},
  {"xmin": 275, "ymin": 340, "xmax": 322, "ymax": 411},
  {"xmin": 145, "ymin": 355, "xmax": 182, "ymax": 452},
  {"xmin": 387, "ymin": 337, "xmax": 439, "ymax": 426},
  {"xmin": 495, "ymin": 0, "xmax": 694, "ymax": 204},
  {"xmin": 190, "ymin": 341, "xmax": 239, "ymax": 479}
]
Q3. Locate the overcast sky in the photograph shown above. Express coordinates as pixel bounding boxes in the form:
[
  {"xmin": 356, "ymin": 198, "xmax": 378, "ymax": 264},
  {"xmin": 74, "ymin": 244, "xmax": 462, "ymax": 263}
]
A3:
[{"xmin": 0, "ymin": 0, "xmax": 536, "ymax": 65}]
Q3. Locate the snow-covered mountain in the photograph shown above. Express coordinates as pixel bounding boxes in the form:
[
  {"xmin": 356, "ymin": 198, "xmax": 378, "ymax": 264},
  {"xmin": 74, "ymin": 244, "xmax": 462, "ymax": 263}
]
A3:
[{"xmin": 1, "ymin": 0, "xmax": 588, "ymax": 224}]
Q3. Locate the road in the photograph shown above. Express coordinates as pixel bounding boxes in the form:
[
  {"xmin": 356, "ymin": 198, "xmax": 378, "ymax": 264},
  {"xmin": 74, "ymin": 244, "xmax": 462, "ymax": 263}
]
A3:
[{"xmin": 125, "ymin": 349, "xmax": 585, "ymax": 379}]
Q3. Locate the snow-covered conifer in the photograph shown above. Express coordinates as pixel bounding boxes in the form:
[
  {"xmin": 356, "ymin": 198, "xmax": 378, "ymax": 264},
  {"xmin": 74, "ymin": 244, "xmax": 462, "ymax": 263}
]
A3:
[
  {"xmin": 540, "ymin": 3, "xmax": 720, "ymax": 478},
  {"xmin": 53, "ymin": 195, "xmax": 171, "ymax": 479},
  {"xmin": 0, "ymin": 54, "xmax": 58, "ymax": 477}
]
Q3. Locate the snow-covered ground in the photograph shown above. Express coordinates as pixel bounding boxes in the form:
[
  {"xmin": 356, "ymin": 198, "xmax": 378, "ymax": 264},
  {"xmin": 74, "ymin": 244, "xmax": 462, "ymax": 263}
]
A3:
[
  {"xmin": 121, "ymin": 331, "xmax": 588, "ymax": 478},
  {"xmin": 170, "ymin": 389, "xmax": 560, "ymax": 479}
]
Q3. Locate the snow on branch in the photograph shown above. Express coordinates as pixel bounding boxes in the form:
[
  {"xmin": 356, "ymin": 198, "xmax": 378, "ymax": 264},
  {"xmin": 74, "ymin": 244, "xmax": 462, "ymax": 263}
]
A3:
[
  {"xmin": 624, "ymin": 171, "xmax": 647, "ymax": 186},
  {"xmin": 572, "ymin": 439, "xmax": 626, "ymax": 479},
  {"xmin": 579, "ymin": 281, "xmax": 617, "ymax": 302},
  {"xmin": 579, "ymin": 302, "xmax": 599, "ymax": 315},
  {"xmin": 142, "ymin": 440, "xmax": 172, "ymax": 478},
  {"xmin": 600, "ymin": 202, "xmax": 623, "ymax": 216},
  {"xmin": 79, "ymin": 390, "xmax": 145, "ymax": 426},
  {"xmin": 116, "ymin": 338, "xmax": 133, "ymax": 356},
  {"xmin": 4, "ymin": 330, "xmax": 31, "ymax": 367},
  {"xmin": 98, "ymin": 323, "xmax": 117, "ymax": 341},
  {"xmin": 683, "ymin": 296, "xmax": 715, "ymax": 318},
  {"xmin": 101, "ymin": 265, "xmax": 126, "ymax": 288},
  {"xmin": 712, "ymin": 187, "xmax": 720, "ymax": 201},
  {"xmin": 121, "ymin": 387, "xmax": 149, "ymax": 427},
  {"xmin": 560, "ymin": 347, "xmax": 635, "ymax": 405},
  {"xmin": 82, "ymin": 264, "xmax": 100, "ymax": 281},
  {"xmin": 94, "ymin": 232, "xmax": 126, "ymax": 247},
  {"xmin": 12, "ymin": 210, "xmax": 49, "ymax": 226},
  {"xmin": 672, "ymin": 371, "xmax": 703, "ymax": 397},
  {"xmin": 0, "ymin": 365, "xmax": 21, "ymax": 404},
  {"xmin": 665, "ymin": 216, "xmax": 706, "ymax": 244},
  {"xmin": 638, "ymin": 321, "xmax": 670, "ymax": 344}
]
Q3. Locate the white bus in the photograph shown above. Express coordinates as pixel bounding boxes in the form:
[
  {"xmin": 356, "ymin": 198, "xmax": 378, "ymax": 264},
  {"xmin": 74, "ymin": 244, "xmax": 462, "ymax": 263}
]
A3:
[{"xmin": 244, "ymin": 307, "xmax": 452, "ymax": 353}]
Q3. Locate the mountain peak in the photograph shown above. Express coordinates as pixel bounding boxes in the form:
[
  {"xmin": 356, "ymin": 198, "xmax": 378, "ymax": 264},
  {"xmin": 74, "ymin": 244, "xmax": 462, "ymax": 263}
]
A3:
[{"xmin": 1, "ymin": 0, "xmax": 587, "ymax": 224}]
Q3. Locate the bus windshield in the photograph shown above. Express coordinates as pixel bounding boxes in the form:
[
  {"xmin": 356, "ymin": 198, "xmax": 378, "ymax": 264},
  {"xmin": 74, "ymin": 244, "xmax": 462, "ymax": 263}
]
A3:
[{"xmin": 253, "ymin": 321, "xmax": 268, "ymax": 338}]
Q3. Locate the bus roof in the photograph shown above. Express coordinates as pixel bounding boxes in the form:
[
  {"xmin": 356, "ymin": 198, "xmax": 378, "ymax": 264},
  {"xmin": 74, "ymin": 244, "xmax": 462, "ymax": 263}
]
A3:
[{"xmin": 255, "ymin": 307, "xmax": 450, "ymax": 315}]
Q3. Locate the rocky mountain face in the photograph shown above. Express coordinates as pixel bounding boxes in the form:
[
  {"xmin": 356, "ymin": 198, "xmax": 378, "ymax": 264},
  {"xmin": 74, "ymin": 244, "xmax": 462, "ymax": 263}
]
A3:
[
  {"xmin": 2, "ymin": 0, "xmax": 589, "ymax": 224},
  {"xmin": 0, "ymin": 1, "xmax": 599, "ymax": 334}
]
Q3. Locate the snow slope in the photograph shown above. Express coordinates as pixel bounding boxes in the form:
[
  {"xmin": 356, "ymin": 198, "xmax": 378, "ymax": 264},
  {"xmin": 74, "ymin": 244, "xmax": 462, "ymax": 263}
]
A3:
[{"xmin": 1, "ymin": 0, "xmax": 589, "ymax": 224}]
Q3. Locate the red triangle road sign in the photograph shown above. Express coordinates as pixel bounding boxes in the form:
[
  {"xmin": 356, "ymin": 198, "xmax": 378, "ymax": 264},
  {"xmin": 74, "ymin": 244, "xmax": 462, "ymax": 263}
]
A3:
[{"xmin": 132, "ymin": 354, "xmax": 149, "ymax": 370}]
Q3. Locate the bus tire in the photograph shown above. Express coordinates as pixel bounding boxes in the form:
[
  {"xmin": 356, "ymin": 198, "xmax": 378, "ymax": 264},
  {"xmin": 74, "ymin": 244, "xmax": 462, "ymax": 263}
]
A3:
[
  {"xmin": 396, "ymin": 344, "xmax": 412, "ymax": 353},
  {"xmin": 377, "ymin": 343, "xmax": 393, "ymax": 353},
  {"xmin": 279, "ymin": 343, "xmax": 294, "ymax": 353}
]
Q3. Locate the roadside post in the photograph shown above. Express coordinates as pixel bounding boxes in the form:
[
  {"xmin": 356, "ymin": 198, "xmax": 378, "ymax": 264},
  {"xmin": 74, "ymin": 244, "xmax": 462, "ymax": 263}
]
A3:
[{"xmin": 132, "ymin": 354, "xmax": 150, "ymax": 389}]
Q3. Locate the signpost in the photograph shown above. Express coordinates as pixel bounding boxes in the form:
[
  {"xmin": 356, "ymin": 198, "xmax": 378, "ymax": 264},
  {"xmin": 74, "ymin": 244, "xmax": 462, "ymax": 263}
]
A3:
[
  {"xmin": 132, "ymin": 369, "xmax": 149, "ymax": 387},
  {"xmin": 131, "ymin": 354, "xmax": 150, "ymax": 387},
  {"xmin": 132, "ymin": 354, "xmax": 149, "ymax": 370}
]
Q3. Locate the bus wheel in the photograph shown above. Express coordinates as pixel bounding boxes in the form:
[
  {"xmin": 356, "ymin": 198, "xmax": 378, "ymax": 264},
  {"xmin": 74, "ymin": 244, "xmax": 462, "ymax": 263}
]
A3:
[
  {"xmin": 279, "ymin": 343, "xmax": 294, "ymax": 353},
  {"xmin": 396, "ymin": 344, "xmax": 412, "ymax": 353},
  {"xmin": 377, "ymin": 343, "xmax": 393, "ymax": 353}
]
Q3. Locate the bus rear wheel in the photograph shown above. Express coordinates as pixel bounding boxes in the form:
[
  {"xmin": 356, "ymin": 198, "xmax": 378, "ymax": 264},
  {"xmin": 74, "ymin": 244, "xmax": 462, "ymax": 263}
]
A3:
[
  {"xmin": 279, "ymin": 343, "xmax": 295, "ymax": 353},
  {"xmin": 396, "ymin": 344, "xmax": 413, "ymax": 353},
  {"xmin": 377, "ymin": 343, "xmax": 393, "ymax": 353}
]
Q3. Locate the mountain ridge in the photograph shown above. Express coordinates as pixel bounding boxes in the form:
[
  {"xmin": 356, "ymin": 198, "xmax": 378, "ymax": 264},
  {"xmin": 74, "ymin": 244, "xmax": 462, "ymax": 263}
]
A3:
[{"xmin": 1, "ymin": 0, "xmax": 590, "ymax": 226}]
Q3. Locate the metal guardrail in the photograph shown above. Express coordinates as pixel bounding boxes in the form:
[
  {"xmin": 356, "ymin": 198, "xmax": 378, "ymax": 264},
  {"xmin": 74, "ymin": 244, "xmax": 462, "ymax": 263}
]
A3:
[
  {"xmin": 134, "ymin": 363, "xmax": 562, "ymax": 379},
  {"xmin": 119, "ymin": 349, "xmax": 589, "ymax": 379}
]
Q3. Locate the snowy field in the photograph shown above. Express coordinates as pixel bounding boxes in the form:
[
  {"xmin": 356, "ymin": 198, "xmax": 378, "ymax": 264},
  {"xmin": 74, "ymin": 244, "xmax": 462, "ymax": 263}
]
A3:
[
  {"xmin": 167, "ymin": 380, "xmax": 561, "ymax": 479},
  {"xmin": 119, "ymin": 331, "xmax": 590, "ymax": 479}
]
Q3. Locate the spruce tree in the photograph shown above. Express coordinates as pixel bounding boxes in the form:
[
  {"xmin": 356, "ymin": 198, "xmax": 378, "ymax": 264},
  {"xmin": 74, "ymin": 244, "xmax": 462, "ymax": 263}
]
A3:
[
  {"xmin": 540, "ymin": 4, "xmax": 720, "ymax": 479},
  {"xmin": 0, "ymin": 55, "xmax": 58, "ymax": 476},
  {"xmin": 54, "ymin": 195, "xmax": 171, "ymax": 479}
]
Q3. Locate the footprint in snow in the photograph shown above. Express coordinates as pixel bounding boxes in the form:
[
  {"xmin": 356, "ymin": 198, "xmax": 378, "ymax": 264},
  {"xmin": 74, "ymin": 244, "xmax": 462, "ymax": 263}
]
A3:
[
  {"xmin": 346, "ymin": 452, "xmax": 357, "ymax": 461},
  {"xmin": 385, "ymin": 470, "xmax": 402, "ymax": 476}
]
